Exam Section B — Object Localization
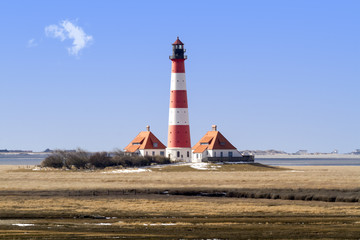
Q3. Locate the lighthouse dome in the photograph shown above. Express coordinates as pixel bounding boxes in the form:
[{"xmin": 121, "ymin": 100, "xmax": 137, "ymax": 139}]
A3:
[{"xmin": 172, "ymin": 36, "xmax": 184, "ymax": 45}]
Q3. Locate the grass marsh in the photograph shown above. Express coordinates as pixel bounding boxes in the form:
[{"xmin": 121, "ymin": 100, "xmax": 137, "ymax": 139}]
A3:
[{"xmin": 0, "ymin": 164, "xmax": 359, "ymax": 239}]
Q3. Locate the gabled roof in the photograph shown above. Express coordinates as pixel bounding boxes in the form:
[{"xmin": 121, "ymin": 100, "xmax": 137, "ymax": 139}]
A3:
[
  {"xmin": 192, "ymin": 129, "xmax": 237, "ymax": 153},
  {"xmin": 124, "ymin": 129, "xmax": 166, "ymax": 153},
  {"xmin": 172, "ymin": 36, "xmax": 184, "ymax": 45}
]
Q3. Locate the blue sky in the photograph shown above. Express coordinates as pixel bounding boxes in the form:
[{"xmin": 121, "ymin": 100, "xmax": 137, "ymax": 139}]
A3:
[{"xmin": 0, "ymin": 0, "xmax": 359, "ymax": 153}]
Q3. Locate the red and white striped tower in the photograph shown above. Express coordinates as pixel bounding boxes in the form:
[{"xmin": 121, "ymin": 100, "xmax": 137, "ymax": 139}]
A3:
[{"xmin": 166, "ymin": 37, "xmax": 192, "ymax": 162}]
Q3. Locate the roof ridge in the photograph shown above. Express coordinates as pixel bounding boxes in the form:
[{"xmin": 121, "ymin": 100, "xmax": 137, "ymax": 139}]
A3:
[
  {"xmin": 124, "ymin": 130, "xmax": 166, "ymax": 153},
  {"xmin": 192, "ymin": 130, "xmax": 237, "ymax": 153}
]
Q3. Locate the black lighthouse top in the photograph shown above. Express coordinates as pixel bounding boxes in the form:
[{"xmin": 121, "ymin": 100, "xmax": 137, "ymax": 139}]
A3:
[{"xmin": 170, "ymin": 37, "xmax": 187, "ymax": 60}]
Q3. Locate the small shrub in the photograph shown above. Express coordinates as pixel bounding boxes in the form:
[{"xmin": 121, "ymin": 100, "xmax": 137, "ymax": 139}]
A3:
[
  {"xmin": 153, "ymin": 156, "xmax": 171, "ymax": 165},
  {"xmin": 41, "ymin": 155, "xmax": 64, "ymax": 168},
  {"xmin": 64, "ymin": 150, "xmax": 89, "ymax": 169},
  {"xmin": 110, "ymin": 155, "xmax": 125, "ymax": 167},
  {"xmin": 41, "ymin": 149, "xmax": 171, "ymax": 170},
  {"xmin": 89, "ymin": 152, "xmax": 111, "ymax": 168}
]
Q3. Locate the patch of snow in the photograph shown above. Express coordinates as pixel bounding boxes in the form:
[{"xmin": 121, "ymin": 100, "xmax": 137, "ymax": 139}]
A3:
[
  {"xmin": 222, "ymin": 161, "xmax": 250, "ymax": 164},
  {"xmin": 143, "ymin": 223, "xmax": 176, "ymax": 226},
  {"xmin": 286, "ymin": 170, "xmax": 305, "ymax": 173},
  {"xmin": 94, "ymin": 223, "xmax": 112, "ymax": 225},
  {"xmin": 148, "ymin": 162, "xmax": 184, "ymax": 169},
  {"xmin": 103, "ymin": 168, "xmax": 151, "ymax": 174},
  {"xmin": 12, "ymin": 224, "xmax": 34, "ymax": 227},
  {"xmin": 32, "ymin": 167, "xmax": 41, "ymax": 171},
  {"xmin": 190, "ymin": 163, "xmax": 220, "ymax": 170}
]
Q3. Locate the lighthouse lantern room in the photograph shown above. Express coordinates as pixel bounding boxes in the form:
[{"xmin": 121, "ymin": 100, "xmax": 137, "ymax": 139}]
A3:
[{"xmin": 166, "ymin": 37, "xmax": 192, "ymax": 162}]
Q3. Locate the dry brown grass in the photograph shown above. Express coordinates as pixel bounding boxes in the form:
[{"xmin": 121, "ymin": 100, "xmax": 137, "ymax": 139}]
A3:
[
  {"xmin": 1, "ymin": 165, "xmax": 359, "ymax": 190},
  {"xmin": 0, "ymin": 165, "xmax": 360, "ymax": 239},
  {"xmin": 0, "ymin": 194, "xmax": 359, "ymax": 218}
]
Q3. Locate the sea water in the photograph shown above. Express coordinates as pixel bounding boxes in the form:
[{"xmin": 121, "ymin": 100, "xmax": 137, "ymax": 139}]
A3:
[
  {"xmin": 255, "ymin": 158, "xmax": 360, "ymax": 166},
  {"xmin": 0, "ymin": 155, "xmax": 48, "ymax": 165}
]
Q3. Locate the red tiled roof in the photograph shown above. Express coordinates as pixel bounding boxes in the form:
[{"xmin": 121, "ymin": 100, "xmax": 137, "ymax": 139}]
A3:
[
  {"xmin": 172, "ymin": 37, "xmax": 184, "ymax": 45},
  {"xmin": 126, "ymin": 144, "xmax": 141, "ymax": 153},
  {"xmin": 132, "ymin": 136, "xmax": 144, "ymax": 143},
  {"xmin": 192, "ymin": 131, "xmax": 237, "ymax": 153},
  {"xmin": 192, "ymin": 145, "xmax": 208, "ymax": 153},
  {"xmin": 124, "ymin": 131, "xmax": 166, "ymax": 153},
  {"xmin": 200, "ymin": 136, "xmax": 213, "ymax": 143}
]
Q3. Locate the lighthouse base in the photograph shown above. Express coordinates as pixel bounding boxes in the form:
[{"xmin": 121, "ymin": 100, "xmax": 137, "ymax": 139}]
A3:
[{"xmin": 166, "ymin": 148, "xmax": 192, "ymax": 162}]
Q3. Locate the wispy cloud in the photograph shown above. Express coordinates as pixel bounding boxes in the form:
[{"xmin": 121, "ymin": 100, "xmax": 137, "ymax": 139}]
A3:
[
  {"xmin": 45, "ymin": 20, "xmax": 93, "ymax": 56},
  {"xmin": 27, "ymin": 38, "xmax": 38, "ymax": 48}
]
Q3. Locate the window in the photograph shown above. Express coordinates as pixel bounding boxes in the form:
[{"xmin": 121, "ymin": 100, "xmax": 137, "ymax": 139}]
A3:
[
  {"xmin": 229, "ymin": 152, "xmax": 233, "ymax": 157},
  {"xmin": 160, "ymin": 151, "xmax": 164, "ymax": 156},
  {"xmin": 220, "ymin": 142, "xmax": 225, "ymax": 146},
  {"xmin": 214, "ymin": 152, "xmax": 216, "ymax": 157},
  {"xmin": 132, "ymin": 143, "xmax": 140, "ymax": 145},
  {"xmin": 145, "ymin": 151, "xmax": 148, "ymax": 156},
  {"xmin": 152, "ymin": 151, "xmax": 155, "ymax": 156},
  {"xmin": 177, "ymin": 151, "xmax": 180, "ymax": 158},
  {"xmin": 187, "ymin": 151, "xmax": 189, "ymax": 157},
  {"xmin": 220, "ymin": 152, "xmax": 223, "ymax": 157},
  {"xmin": 153, "ymin": 142, "xmax": 158, "ymax": 147},
  {"xmin": 179, "ymin": 45, "xmax": 182, "ymax": 49},
  {"xmin": 200, "ymin": 142, "xmax": 208, "ymax": 145}
]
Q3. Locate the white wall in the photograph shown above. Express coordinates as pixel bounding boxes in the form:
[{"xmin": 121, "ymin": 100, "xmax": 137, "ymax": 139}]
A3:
[
  {"xmin": 191, "ymin": 152, "xmax": 203, "ymax": 163},
  {"xmin": 166, "ymin": 148, "xmax": 192, "ymax": 162},
  {"xmin": 170, "ymin": 73, "xmax": 187, "ymax": 90},
  {"xmin": 168, "ymin": 108, "xmax": 189, "ymax": 125},
  {"xmin": 139, "ymin": 149, "xmax": 166, "ymax": 157},
  {"xmin": 208, "ymin": 149, "xmax": 242, "ymax": 157},
  {"xmin": 191, "ymin": 149, "xmax": 242, "ymax": 162}
]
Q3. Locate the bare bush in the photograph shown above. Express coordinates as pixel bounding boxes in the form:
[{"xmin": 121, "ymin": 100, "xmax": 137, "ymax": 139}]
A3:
[
  {"xmin": 89, "ymin": 152, "xmax": 111, "ymax": 168},
  {"xmin": 41, "ymin": 154, "xmax": 64, "ymax": 168},
  {"xmin": 64, "ymin": 149, "xmax": 89, "ymax": 169},
  {"xmin": 41, "ymin": 150, "xmax": 171, "ymax": 169}
]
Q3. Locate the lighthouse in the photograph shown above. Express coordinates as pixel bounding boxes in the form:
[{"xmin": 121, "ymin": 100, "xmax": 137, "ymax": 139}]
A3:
[{"xmin": 166, "ymin": 37, "xmax": 192, "ymax": 162}]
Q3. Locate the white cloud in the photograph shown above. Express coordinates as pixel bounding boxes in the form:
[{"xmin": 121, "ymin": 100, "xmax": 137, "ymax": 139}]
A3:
[
  {"xmin": 45, "ymin": 25, "xmax": 66, "ymax": 41},
  {"xmin": 27, "ymin": 38, "xmax": 38, "ymax": 48},
  {"xmin": 45, "ymin": 20, "xmax": 93, "ymax": 56}
]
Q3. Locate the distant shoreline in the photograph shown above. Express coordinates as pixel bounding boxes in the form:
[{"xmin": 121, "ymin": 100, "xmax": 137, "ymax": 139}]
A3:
[
  {"xmin": 1, "ymin": 153, "xmax": 360, "ymax": 166},
  {"xmin": 255, "ymin": 154, "xmax": 360, "ymax": 159},
  {"xmin": 1, "ymin": 152, "xmax": 360, "ymax": 158}
]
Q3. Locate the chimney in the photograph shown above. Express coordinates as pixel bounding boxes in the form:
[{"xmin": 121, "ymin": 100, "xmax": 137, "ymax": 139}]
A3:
[
  {"xmin": 212, "ymin": 125, "xmax": 217, "ymax": 131},
  {"xmin": 146, "ymin": 125, "xmax": 150, "ymax": 131}
]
